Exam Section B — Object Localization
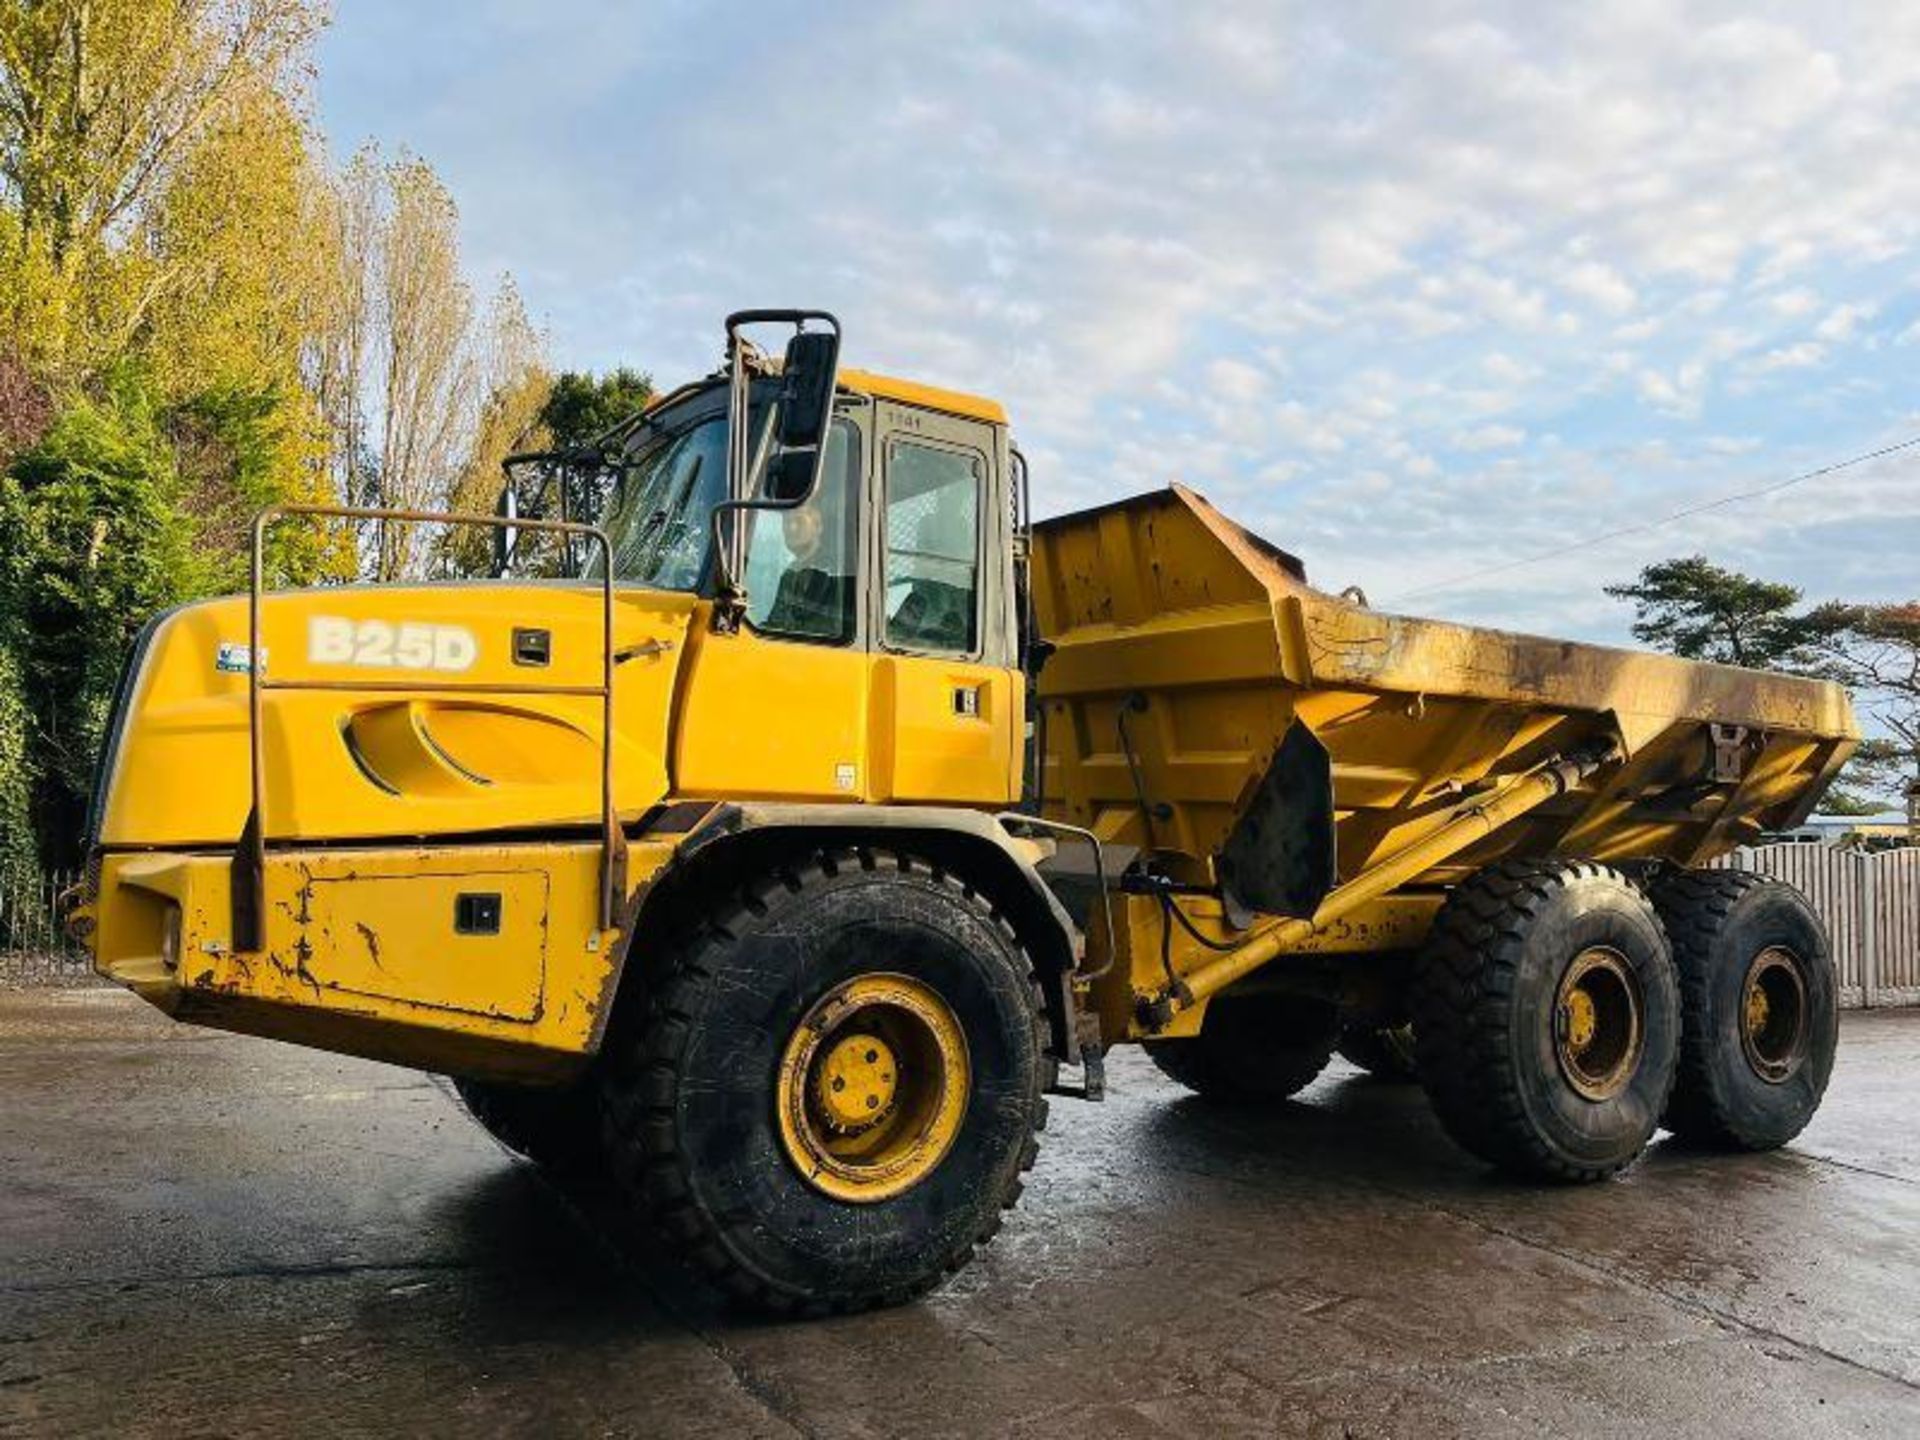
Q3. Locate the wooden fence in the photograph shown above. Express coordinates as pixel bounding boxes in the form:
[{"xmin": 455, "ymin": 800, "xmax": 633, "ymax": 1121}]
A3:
[{"xmin": 1711, "ymin": 844, "xmax": 1920, "ymax": 1009}]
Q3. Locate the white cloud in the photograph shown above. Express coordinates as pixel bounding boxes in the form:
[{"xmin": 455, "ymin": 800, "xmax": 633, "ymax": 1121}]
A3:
[
  {"xmin": 1768, "ymin": 288, "xmax": 1821, "ymax": 318},
  {"xmin": 1751, "ymin": 342, "xmax": 1829, "ymax": 372},
  {"xmin": 1206, "ymin": 357, "xmax": 1268, "ymax": 404},
  {"xmin": 1815, "ymin": 303, "xmax": 1876, "ymax": 341},
  {"xmin": 1452, "ymin": 424, "xmax": 1527, "ymax": 452},
  {"xmin": 1560, "ymin": 260, "xmax": 1637, "ymax": 315},
  {"xmin": 1637, "ymin": 362, "xmax": 1709, "ymax": 418},
  {"xmin": 1481, "ymin": 351, "xmax": 1537, "ymax": 385}
]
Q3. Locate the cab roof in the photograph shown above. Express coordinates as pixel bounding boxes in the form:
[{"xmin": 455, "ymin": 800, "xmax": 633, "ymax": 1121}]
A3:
[
  {"xmin": 837, "ymin": 368, "xmax": 1008, "ymax": 426},
  {"xmin": 637, "ymin": 366, "xmax": 1008, "ymax": 428}
]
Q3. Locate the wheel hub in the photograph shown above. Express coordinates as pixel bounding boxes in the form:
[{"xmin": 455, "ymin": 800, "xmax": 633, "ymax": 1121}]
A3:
[
  {"xmin": 776, "ymin": 973, "xmax": 970, "ymax": 1204},
  {"xmin": 1565, "ymin": 989, "xmax": 1598, "ymax": 1052},
  {"xmin": 1740, "ymin": 946, "xmax": 1810, "ymax": 1085},
  {"xmin": 813, "ymin": 1032, "xmax": 899, "ymax": 1133},
  {"xmin": 1554, "ymin": 946, "xmax": 1644, "ymax": 1103}
]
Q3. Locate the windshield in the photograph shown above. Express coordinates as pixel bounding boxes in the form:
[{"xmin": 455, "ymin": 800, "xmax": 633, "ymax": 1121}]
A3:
[
  {"xmin": 576, "ymin": 378, "xmax": 842, "ymax": 591},
  {"xmin": 590, "ymin": 408, "xmax": 731, "ymax": 588}
]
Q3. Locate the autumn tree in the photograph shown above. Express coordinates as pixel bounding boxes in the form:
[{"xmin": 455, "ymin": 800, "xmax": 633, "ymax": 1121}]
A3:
[
  {"xmin": 301, "ymin": 146, "xmax": 379, "ymax": 507},
  {"xmin": 0, "ymin": 0, "xmax": 324, "ymax": 377},
  {"xmin": 355, "ymin": 155, "xmax": 480, "ymax": 577},
  {"xmin": 436, "ymin": 276, "xmax": 550, "ymax": 575},
  {"xmin": 0, "ymin": 1, "xmax": 539, "ymax": 875}
]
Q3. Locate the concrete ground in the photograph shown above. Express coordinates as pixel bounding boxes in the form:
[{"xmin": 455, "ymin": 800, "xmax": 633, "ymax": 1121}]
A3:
[{"xmin": 2, "ymin": 989, "xmax": 1917, "ymax": 1439}]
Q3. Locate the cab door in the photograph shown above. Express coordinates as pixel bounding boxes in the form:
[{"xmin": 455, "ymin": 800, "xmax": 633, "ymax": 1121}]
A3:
[
  {"xmin": 868, "ymin": 404, "xmax": 1020, "ymax": 805},
  {"xmin": 673, "ymin": 416, "xmax": 878, "ymax": 800}
]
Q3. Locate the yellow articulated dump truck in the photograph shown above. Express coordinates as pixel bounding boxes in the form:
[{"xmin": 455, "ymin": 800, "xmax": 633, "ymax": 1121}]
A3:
[{"xmin": 73, "ymin": 310, "xmax": 1857, "ymax": 1314}]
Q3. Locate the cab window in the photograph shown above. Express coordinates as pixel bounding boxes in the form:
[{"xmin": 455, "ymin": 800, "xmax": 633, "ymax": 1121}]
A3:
[
  {"xmin": 743, "ymin": 418, "xmax": 861, "ymax": 643},
  {"xmin": 884, "ymin": 441, "xmax": 981, "ymax": 655}
]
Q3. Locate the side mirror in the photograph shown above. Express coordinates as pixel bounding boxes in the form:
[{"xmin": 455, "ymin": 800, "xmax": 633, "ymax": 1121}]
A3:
[
  {"xmin": 723, "ymin": 310, "xmax": 841, "ymax": 507},
  {"xmin": 762, "ymin": 327, "xmax": 840, "ymax": 502},
  {"xmin": 776, "ymin": 330, "xmax": 837, "ymax": 450},
  {"xmin": 713, "ymin": 309, "xmax": 842, "ymax": 626}
]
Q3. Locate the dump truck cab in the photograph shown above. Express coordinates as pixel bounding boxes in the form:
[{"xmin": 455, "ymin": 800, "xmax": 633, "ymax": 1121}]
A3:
[{"xmin": 81, "ymin": 312, "xmax": 1067, "ymax": 1083}]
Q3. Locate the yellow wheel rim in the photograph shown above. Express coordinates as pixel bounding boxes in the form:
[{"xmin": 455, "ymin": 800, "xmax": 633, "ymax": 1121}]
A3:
[
  {"xmin": 1553, "ymin": 946, "xmax": 1644, "ymax": 1102},
  {"xmin": 1740, "ymin": 946, "xmax": 1809, "ymax": 1085},
  {"xmin": 776, "ymin": 973, "xmax": 970, "ymax": 1204}
]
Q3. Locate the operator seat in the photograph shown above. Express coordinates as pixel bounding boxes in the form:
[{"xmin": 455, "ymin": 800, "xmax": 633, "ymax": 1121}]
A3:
[{"xmin": 765, "ymin": 566, "xmax": 855, "ymax": 640}]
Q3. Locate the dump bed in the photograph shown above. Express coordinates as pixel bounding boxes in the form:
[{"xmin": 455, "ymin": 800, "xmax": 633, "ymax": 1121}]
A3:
[{"xmin": 1031, "ymin": 486, "xmax": 1857, "ymax": 889}]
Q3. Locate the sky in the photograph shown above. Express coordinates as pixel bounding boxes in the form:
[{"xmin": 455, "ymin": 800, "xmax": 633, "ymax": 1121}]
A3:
[{"xmin": 316, "ymin": 1, "xmax": 1920, "ymax": 643}]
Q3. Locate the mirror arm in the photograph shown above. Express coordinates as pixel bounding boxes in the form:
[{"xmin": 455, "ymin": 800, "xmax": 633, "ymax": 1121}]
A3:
[
  {"xmin": 707, "ymin": 492, "xmax": 812, "ymax": 634},
  {"xmin": 711, "ymin": 309, "xmax": 844, "ymax": 632}
]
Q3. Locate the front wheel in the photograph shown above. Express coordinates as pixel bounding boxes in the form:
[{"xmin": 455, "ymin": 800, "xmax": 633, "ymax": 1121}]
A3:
[{"xmin": 600, "ymin": 849, "xmax": 1048, "ymax": 1315}]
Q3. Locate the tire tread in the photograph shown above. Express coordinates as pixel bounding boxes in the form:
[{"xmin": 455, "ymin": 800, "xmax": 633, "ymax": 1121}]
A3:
[
  {"xmin": 1411, "ymin": 857, "xmax": 1678, "ymax": 1183},
  {"xmin": 1650, "ymin": 867, "xmax": 1830, "ymax": 1150},
  {"xmin": 600, "ymin": 846, "xmax": 1048, "ymax": 1315}
]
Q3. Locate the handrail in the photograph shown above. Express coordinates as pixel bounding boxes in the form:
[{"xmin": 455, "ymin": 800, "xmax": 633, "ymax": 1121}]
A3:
[
  {"xmin": 994, "ymin": 811, "xmax": 1117, "ymax": 982},
  {"xmin": 233, "ymin": 503, "xmax": 627, "ymax": 952}
]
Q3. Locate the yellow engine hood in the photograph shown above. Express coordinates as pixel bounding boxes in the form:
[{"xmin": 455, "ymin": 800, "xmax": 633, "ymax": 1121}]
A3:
[{"xmin": 94, "ymin": 582, "xmax": 695, "ymax": 849}]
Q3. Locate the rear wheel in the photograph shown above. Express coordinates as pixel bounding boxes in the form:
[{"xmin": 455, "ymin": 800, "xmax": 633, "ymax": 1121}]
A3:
[
  {"xmin": 600, "ymin": 849, "xmax": 1048, "ymax": 1315},
  {"xmin": 451, "ymin": 1075, "xmax": 605, "ymax": 1180},
  {"xmin": 1411, "ymin": 858, "xmax": 1679, "ymax": 1182},
  {"xmin": 1649, "ymin": 869, "xmax": 1837, "ymax": 1150},
  {"xmin": 1144, "ymin": 992, "xmax": 1340, "ymax": 1102}
]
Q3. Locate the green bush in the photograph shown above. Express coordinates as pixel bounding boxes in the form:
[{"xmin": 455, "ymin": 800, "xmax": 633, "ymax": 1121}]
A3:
[
  {"xmin": 0, "ymin": 641, "xmax": 38, "ymax": 879},
  {"xmin": 0, "ymin": 368, "xmax": 208, "ymax": 869}
]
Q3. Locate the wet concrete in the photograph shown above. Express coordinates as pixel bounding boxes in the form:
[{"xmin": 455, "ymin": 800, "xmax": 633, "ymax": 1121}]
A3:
[{"xmin": 2, "ymin": 989, "xmax": 1917, "ymax": 1438}]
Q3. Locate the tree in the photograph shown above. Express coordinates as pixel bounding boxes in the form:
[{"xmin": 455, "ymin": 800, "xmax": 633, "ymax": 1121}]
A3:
[
  {"xmin": 370, "ymin": 156, "xmax": 477, "ymax": 577},
  {"xmin": 1608, "ymin": 559, "xmax": 1920, "ymax": 814},
  {"xmin": 536, "ymin": 366, "xmax": 653, "ymax": 528},
  {"xmin": 0, "ymin": 1, "xmax": 534, "ymax": 879},
  {"xmin": 539, "ymin": 366, "xmax": 653, "ymax": 451},
  {"xmin": 1815, "ymin": 787, "xmax": 1894, "ymax": 818},
  {"xmin": 0, "ymin": 368, "xmax": 211, "ymax": 867},
  {"xmin": 437, "ymin": 276, "xmax": 550, "ymax": 575},
  {"xmin": 0, "ymin": 0, "xmax": 324, "ymax": 377},
  {"xmin": 301, "ymin": 146, "xmax": 379, "ymax": 509},
  {"xmin": 1604, "ymin": 556, "xmax": 1818, "ymax": 669},
  {"xmin": 1803, "ymin": 603, "xmax": 1920, "ymax": 807}
]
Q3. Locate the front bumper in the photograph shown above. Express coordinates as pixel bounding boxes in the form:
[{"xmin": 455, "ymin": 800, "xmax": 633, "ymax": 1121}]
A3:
[{"xmin": 85, "ymin": 839, "xmax": 668, "ymax": 1081}]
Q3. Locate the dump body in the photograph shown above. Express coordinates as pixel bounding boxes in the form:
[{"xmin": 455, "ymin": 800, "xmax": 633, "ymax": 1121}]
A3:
[{"xmin": 1033, "ymin": 485, "xmax": 1856, "ymax": 913}]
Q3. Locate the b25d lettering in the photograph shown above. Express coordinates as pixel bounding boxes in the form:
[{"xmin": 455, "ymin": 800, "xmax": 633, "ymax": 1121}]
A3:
[{"xmin": 308, "ymin": 616, "xmax": 478, "ymax": 672}]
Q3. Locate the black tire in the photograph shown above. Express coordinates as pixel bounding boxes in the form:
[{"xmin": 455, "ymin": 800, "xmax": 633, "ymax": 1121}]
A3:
[
  {"xmin": 600, "ymin": 848, "xmax": 1048, "ymax": 1315},
  {"xmin": 1411, "ymin": 858, "xmax": 1680, "ymax": 1182},
  {"xmin": 1337, "ymin": 1022, "xmax": 1419, "ymax": 1081},
  {"xmin": 1649, "ymin": 869, "xmax": 1837, "ymax": 1151},
  {"xmin": 451, "ymin": 1075, "xmax": 606, "ymax": 1180},
  {"xmin": 1143, "ymin": 992, "xmax": 1340, "ymax": 1102}
]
